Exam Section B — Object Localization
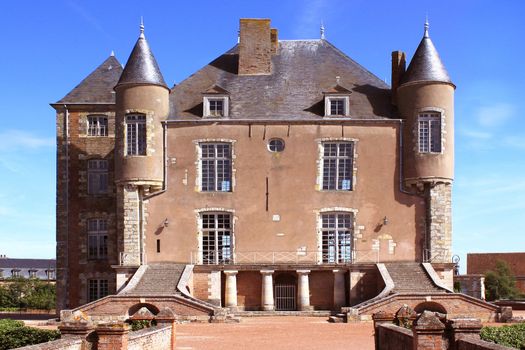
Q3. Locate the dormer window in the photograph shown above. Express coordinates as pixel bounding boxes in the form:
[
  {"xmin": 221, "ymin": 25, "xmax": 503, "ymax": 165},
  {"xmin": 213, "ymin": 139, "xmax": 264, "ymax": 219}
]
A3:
[
  {"xmin": 204, "ymin": 97, "xmax": 228, "ymax": 117},
  {"xmin": 323, "ymin": 82, "xmax": 352, "ymax": 117},
  {"xmin": 202, "ymin": 85, "xmax": 230, "ymax": 118}
]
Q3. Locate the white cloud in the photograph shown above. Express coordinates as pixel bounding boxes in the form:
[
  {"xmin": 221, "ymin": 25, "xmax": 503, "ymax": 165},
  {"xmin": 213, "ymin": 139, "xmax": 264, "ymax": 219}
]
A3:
[
  {"xmin": 293, "ymin": 0, "xmax": 333, "ymax": 38},
  {"xmin": 460, "ymin": 129, "xmax": 492, "ymax": 140},
  {"xmin": 476, "ymin": 103, "xmax": 515, "ymax": 127},
  {"xmin": 65, "ymin": 0, "xmax": 111, "ymax": 40},
  {"xmin": 0, "ymin": 130, "xmax": 54, "ymax": 152},
  {"xmin": 503, "ymin": 136, "xmax": 525, "ymax": 150}
]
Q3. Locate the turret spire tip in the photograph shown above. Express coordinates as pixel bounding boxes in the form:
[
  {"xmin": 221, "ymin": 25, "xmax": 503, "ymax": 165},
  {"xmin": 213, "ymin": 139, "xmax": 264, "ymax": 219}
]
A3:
[
  {"xmin": 140, "ymin": 16, "xmax": 145, "ymax": 38},
  {"xmin": 424, "ymin": 16, "xmax": 429, "ymax": 38}
]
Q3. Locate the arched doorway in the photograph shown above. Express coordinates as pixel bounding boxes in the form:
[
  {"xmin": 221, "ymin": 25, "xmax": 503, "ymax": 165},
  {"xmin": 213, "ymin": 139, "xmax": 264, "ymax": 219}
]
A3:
[{"xmin": 274, "ymin": 273, "xmax": 297, "ymax": 311}]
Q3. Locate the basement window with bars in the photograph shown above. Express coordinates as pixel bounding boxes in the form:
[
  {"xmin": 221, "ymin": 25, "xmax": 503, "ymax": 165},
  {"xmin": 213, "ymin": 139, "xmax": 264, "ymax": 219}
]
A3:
[
  {"xmin": 87, "ymin": 115, "xmax": 108, "ymax": 136},
  {"xmin": 126, "ymin": 114, "xmax": 146, "ymax": 155},
  {"xmin": 88, "ymin": 279, "xmax": 109, "ymax": 302},
  {"xmin": 418, "ymin": 112, "xmax": 442, "ymax": 153},
  {"xmin": 87, "ymin": 159, "xmax": 108, "ymax": 195},
  {"xmin": 321, "ymin": 212, "xmax": 353, "ymax": 264},
  {"xmin": 201, "ymin": 213, "xmax": 232, "ymax": 264},
  {"xmin": 87, "ymin": 219, "xmax": 108, "ymax": 260},
  {"xmin": 321, "ymin": 142, "xmax": 354, "ymax": 191},
  {"xmin": 200, "ymin": 143, "xmax": 232, "ymax": 192}
]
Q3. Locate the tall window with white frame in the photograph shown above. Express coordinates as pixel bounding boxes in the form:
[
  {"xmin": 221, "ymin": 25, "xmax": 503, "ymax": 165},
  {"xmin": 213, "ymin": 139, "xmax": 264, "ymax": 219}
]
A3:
[
  {"xmin": 126, "ymin": 114, "xmax": 146, "ymax": 156},
  {"xmin": 322, "ymin": 142, "xmax": 353, "ymax": 191},
  {"xmin": 87, "ymin": 219, "xmax": 108, "ymax": 260},
  {"xmin": 87, "ymin": 160, "xmax": 108, "ymax": 195},
  {"xmin": 87, "ymin": 115, "xmax": 108, "ymax": 136},
  {"xmin": 200, "ymin": 143, "xmax": 232, "ymax": 192},
  {"xmin": 201, "ymin": 213, "xmax": 232, "ymax": 264},
  {"xmin": 418, "ymin": 112, "xmax": 442, "ymax": 153},
  {"xmin": 321, "ymin": 212, "xmax": 353, "ymax": 263},
  {"xmin": 88, "ymin": 279, "xmax": 109, "ymax": 302}
]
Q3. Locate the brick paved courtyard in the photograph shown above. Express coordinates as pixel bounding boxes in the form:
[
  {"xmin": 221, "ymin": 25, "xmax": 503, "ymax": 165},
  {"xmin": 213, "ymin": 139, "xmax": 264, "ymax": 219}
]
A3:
[{"xmin": 175, "ymin": 316, "xmax": 375, "ymax": 350}]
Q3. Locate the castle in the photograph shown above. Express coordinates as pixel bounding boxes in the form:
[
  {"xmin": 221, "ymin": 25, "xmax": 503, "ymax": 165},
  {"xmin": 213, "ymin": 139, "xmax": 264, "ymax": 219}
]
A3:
[{"xmin": 52, "ymin": 19, "xmax": 498, "ymax": 321}]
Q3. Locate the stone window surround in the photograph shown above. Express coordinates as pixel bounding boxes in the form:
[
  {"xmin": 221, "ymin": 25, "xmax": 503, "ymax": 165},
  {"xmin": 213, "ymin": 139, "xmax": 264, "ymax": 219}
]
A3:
[
  {"xmin": 86, "ymin": 115, "xmax": 109, "ymax": 137},
  {"xmin": 315, "ymin": 137, "xmax": 359, "ymax": 192},
  {"xmin": 78, "ymin": 155, "xmax": 114, "ymax": 198},
  {"xmin": 87, "ymin": 218, "xmax": 109, "ymax": 261},
  {"xmin": 79, "ymin": 271, "xmax": 114, "ymax": 305},
  {"xmin": 87, "ymin": 159, "xmax": 109, "ymax": 195},
  {"xmin": 121, "ymin": 109, "xmax": 156, "ymax": 158},
  {"xmin": 203, "ymin": 95, "xmax": 229, "ymax": 118},
  {"xmin": 78, "ymin": 112, "xmax": 115, "ymax": 138},
  {"xmin": 413, "ymin": 107, "xmax": 446, "ymax": 155},
  {"xmin": 324, "ymin": 95, "xmax": 350, "ymax": 117},
  {"xmin": 193, "ymin": 139, "xmax": 237, "ymax": 193},
  {"xmin": 78, "ymin": 212, "xmax": 116, "ymax": 265},
  {"xmin": 194, "ymin": 208, "xmax": 236, "ymax": 265},
  {"xmin": 315, "ymin": 207, "xmax": 361, "ymax": 264}
]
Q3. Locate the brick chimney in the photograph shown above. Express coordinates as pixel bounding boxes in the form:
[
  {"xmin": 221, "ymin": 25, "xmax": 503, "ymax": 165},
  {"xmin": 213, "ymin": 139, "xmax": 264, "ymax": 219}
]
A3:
[
  {"xmin": 238, "ymin": 18, "xmax": 272, "ymax": 75},
  {"xmin": 270, "ymin": 28, "xmax": 279, "ymax": 54},
  {"xmin": 391, "ymin": 50, "xmax": 406, "ymax": 105}
]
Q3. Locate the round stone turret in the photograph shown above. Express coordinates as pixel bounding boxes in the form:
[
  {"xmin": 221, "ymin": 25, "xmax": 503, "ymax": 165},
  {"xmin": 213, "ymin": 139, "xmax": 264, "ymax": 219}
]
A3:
[
  {"xmin": 397, "ymin": 20, "xmax": 455, "ymax": 186},
  {"xmin": 114, "ymin": 23, "xmax": 169, "ymax": 188}
]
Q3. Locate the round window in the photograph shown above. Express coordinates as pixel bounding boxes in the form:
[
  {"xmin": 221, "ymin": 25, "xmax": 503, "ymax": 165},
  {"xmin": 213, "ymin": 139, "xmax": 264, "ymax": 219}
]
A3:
[{"xmin": 268, "ymin": 138, "xmax": 285, "ymax": 152}]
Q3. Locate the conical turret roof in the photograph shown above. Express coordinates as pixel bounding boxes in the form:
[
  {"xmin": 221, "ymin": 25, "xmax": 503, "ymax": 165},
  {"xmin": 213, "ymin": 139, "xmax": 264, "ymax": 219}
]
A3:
[
  {"xmin": 116, "ymin": 23, "xmax": 167, "ymax": 89},
  {"xmin": 401, "ymin": 21, "xmax": 453, "ymax": 86}
]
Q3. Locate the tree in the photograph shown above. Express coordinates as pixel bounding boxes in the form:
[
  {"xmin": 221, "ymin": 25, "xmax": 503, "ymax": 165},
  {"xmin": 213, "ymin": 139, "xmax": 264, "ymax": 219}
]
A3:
[{"xmin": 484, "ymin": 260, "xmax": 523, "ymax": 301}]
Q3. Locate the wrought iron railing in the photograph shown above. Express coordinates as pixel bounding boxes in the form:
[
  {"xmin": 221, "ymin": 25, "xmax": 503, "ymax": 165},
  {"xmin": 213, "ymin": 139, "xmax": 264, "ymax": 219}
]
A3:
[
  {"xmin": 190, "ymin": 250, "xmax": 379, "ymax": 265},
  {"xmin": 423, "ymin": 249, "xmax": 451, "ymax": 263}
]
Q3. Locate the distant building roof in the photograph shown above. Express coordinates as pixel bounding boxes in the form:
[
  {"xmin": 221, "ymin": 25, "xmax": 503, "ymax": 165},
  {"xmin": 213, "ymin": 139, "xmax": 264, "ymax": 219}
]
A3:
[
  {"xmin": 0, "ymin": 258, "xmax": 56, "ymax": 269},
  {"xmin": 171, "ymin": 40, "xmax": 393, "ymax": 120},
  {"xmin": 467, "ymin": 252, "xmax": 525, "ymax": 276}
]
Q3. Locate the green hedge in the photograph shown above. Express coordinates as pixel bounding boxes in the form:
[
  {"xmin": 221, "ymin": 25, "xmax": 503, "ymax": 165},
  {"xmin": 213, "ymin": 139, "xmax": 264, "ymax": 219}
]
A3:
[
  {"xmin": 480, "ymin": 323, "xmax": 525, "ymax": 349},
  {"xmin": 0, "ymin": 319, "xmax": 60, "ymax": 350}
]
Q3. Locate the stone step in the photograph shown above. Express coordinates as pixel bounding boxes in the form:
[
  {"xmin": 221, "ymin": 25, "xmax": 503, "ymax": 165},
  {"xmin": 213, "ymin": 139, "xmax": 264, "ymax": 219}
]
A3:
[{"xmin": 383, "ymin": 263, "xmax": 444, "ymax": 294}]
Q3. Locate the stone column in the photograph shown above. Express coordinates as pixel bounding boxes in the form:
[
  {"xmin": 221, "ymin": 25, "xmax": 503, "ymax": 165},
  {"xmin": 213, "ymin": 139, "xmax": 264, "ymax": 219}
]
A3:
[
  {"xmin": 297, "ymin": 270, "xmax": 312, "ymax": 311},
  {"xmin": 95, "ymin": 323, "xmax": 130, "ymax": 350},
  {"xmin": 224, "ymin": 270, "xmax": 238, "ymax": 309},
  {"xmin": 260, "ymin": 270, "xmax": 275, "ymax": 311},
  {"xmin": 412, "ymin": 311, "xmax": 445, "ymax": 350},
  {"xmin": 333, "ymin": 269, "xmax": 346, "ymax": 311}
]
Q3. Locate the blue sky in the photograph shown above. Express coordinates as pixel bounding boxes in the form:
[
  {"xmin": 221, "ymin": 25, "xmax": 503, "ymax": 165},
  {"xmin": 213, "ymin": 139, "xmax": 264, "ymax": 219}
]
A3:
[{"xmin": 0, "ymin": 1, "xmax": 523, "ymax": 273}]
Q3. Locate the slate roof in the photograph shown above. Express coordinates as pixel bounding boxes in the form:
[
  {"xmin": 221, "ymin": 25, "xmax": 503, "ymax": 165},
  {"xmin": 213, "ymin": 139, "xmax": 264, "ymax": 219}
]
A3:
[
  {"xmin": 171, "ymin": 40, "xmax": 394, "ymax": 120},
  {"xmin": 56, "ymin": 56, "xmax": 122, "ymax": 104},
  {"xmin": 0, "ymin": 258, "xmax": 56, "ymax": 269},
  {"xmin": 401, "ymin": 26, "xmax": 452, "ymax": 86},
  {"xmin": 116, "ymin": 33, "xmax": 167, "ymax": 89}
]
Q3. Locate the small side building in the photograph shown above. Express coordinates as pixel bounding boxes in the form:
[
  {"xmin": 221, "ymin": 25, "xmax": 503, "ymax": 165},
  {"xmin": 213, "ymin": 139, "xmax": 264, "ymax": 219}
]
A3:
[{"xmin": 467, "ymin": 252, "xmax": 525, "ymax": 294}]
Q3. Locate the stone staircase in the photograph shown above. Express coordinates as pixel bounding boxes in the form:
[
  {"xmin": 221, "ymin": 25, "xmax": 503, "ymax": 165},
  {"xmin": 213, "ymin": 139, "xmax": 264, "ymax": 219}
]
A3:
[
  {"xmin": 346, "ymin": 262, "xmax": 448, "ymax": 318},
  {"xmin": 383, "ymin": 262, "xmax": 446, "ymax": 294},
  {"xmin": 121, "ymin": 263, "xmax": 185, "ymax": 296}
]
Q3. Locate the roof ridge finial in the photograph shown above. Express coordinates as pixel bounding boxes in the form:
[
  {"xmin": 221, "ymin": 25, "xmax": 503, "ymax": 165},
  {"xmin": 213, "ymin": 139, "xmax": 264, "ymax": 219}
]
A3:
[
  {"xmin": 320, "ymin": 20, "xmax": 325, "ymax": 40},
  {"xmin": 140, "ymin": 16, "xmax": 145, "ymax": 38},
  {"xmin": 424, "ymin": 15, "xmax": 429, "ymax": 38},
  {"xmin": 110, "ymin": 50, "xmax": 115, "ymax": 57}
]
